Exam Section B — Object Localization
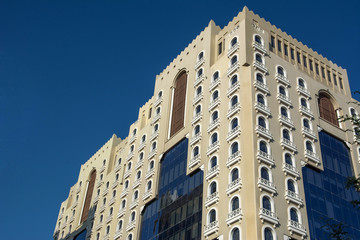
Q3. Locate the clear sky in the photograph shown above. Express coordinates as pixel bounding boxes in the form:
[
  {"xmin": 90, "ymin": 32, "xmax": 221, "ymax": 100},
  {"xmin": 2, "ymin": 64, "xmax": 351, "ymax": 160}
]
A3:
[{"xmin": 0, "ymin": 0, "xmax": 359, "ymax": 239}]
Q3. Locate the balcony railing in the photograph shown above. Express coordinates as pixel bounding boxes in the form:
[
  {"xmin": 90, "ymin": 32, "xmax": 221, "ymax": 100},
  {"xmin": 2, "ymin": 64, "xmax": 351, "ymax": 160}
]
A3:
[
  {"xmin": 126, "ymin": 152, "xmax": 134, "ymax": 161},
  {"xmin": 253, "ymin": 80, "xmax": 269, "ymax": 94},
  {"xmin": 206, "ymin": 165, "xmax": 219, "ymax": 180},
  {"xmin": 151, "ymin": 113, "xmax": 161, "ymax": 124},
  {"xmin": 95, "ymin": 222, "xmax": 103, "ymax": 231},
  {"xmin": 282, "ymin": 163, "xmax": 300, "ymax": 178},
  {"xmin": 188, "ymin": 155, "xmax": 200, "ymax": 169},
  {"xmin": 259, "ymin": 208, "xmax": 279, "ymax": 226},
  {"xmin": 227, "ymin": 62, "xmax": 240, "ymax": 76},
  {"xmin": 129, "ymin": 135, "xmax": 136, "ymax": 144},
  {"xmin": 226, "ymin": 178, "xmax": 242, "ymax": 195},
  {"xmin": 195, "ymin": 57, "xmax": 205, "ymax": 70},
  {"xmin": 277, "ymin": 93, "xmax": 292, "ymax": 106},
  {"xmin": 150, "ymin": 131, "xmax": 158, "ymax": 141},
  {"xmin": 227, "ymin": 82, "xmax": 240, "ymax": 96},
  {"xmin": 194, "ymin": 74, "xmax": 205, "ymax": 87},
  {"xmin": 105, "ymin": 214, "xmax": 113, "ymax": 224},
  {"xmin": 204, "ymin": 220, "xmax": 219, "ymax": 237},
  {"xmin": 205, "ymin": 192, "xmax": 219, "ymax": 207},
  {"xmin": 275, "ymin": 73, "xmax": 290, "ymax": 86},
  {"xmin": 227, "ymin": 42, "xmax": 239, "ymax": 57},
  {"xmin": 255, "ymin": 125, "xmax": 272, "ymax": 141},
  {"xmin": 154, "ymin": 96, "xmax": 163, "ymax": 107},
  {"xmin": 109, "ymin": 196, "xmax": 116, "ymax": 206},
  {"xmin": 102, "ymin": 188, "xmax": 109, "ymax": 196},
  {"xmin": 253, "ymin": 61, "xmax": 268, "ymax": 73},
  {"xmin": 255, "ymin": 102, "xmax": 271, "ymax": 116},
  {"xmin": 190, "ymin": 133, "xmax": 201, "ymax": 145},
  {"xmin": 288, "ymin": 220, "xmax": 307, "ymax": 236},
  {"xmin": 117, "ymin": 208, "xmax": 125, "ymax": 218},
  {"xmin": 114, "ymin": 230, "xmax": 122, "ymax": 239},
  {"xmin": 135, "ymin": 160, "xmax": 144, "ymax": 169},
  {"xmin": 148, "ymin": 149, "xmax": 157, "ymax": 159},
  {"xmin": 209, "ymin": 78, "xmax": 221, "ymax": 91},
  {"xmin": 297, "ymin": 85, "xmax": 311, "ymax": 98},
  {"xmin": 114, "ymin": 164, "xmax": 121, "ymax": 172},
  {"xmin": 285, "ymin": 190, "xmax": 303, "ymax": 207},
  {"xmin": 252, "ymin": 41, "xmax": 267, "ymax": 54},
  {"xmin": 207, "ymin": 140, "xmax": 219, "ymax": 155},
  {"xmin": 191, "ymin": 112, "xmax": 202, "ymax": 125},
  {"xmin": 126, "ymin": 220, "xmax": 136, "ymax": 231},
  {"xmin": 258, "ymin": 177, "xmax": 276, "ymax": 195},
  {"xmin": 256, "ymin": 150, "xmax": 274, "ymax": 167},
  {"xmin": 304, "ymin": 150, "xmax": 320, "ymax": 165},
  {"xmin": 278, "ymin": 115, "xmax": 294, "ymax": 128},
  {"xmin": 227, "ymin": 125, "xmax": 241, "ymax": 142},
  {"xmin": 99, "ymin": 204, "xmax": 106, "ymax": 213},
  {"xmin": 227, "ymin": 151, "xmax": 241, "ymax": 167},
  {"xmin": 99, "ymin": 165, "xmax": 106, "ymax": 173},
  {"xmin": 138, "ymin": 142, "xmax": 146, "ymax": 151},
  {"xmin": 142, "ymin": 189, "xmax": 153, "ymax": 200},
  {"xmin": 227, "ymin": 102, "xmax": 240, "ymax": 118},
  {"xmin": 208, "ymin": 98, "xmax": 220, "ymax": 111},
  {"xmin": 120, "ymin": 189, "xmax": 129, "ymax": 198},
  {"xmin": 145, "ymin": 169, "xmax": 155, "ymax": 179},
  {"xmin": 132, "ymin": 179, "xmax": 141, "ymax": 189},
  {"xmin": 299, "ymin": 106, "xmax": 314, "ymax": 118},
  {"xmin": 192, "ymin": 93, "xmax": 203, "ymax": 105},
  {"xmin": 207, "ymin": 119, "xmax": 220, "ymax": 133},
  {"xmin": 129, "ymin": 200, "xmax": 139, "ymax": 210},
  {"xmin": 123, "ymin": 169, "xmax": 131, "ymax": 179},
  {"xmin": 280, "ymin": 138, "xmax": 297, "ymax": 152},
  {"xmin": 226, "ymin": 208, "xmax": 243, "ymax": 225},
  {"xmin": 302, "ymin": 126, "xmax": 317, "ymax": 140}
]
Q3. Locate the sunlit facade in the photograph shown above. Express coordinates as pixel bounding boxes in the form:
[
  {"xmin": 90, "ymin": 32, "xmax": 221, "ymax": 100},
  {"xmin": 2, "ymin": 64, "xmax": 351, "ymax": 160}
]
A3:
[{"xmin": 53, "ymin": 7, "xmax": 360, "ymax": 240}]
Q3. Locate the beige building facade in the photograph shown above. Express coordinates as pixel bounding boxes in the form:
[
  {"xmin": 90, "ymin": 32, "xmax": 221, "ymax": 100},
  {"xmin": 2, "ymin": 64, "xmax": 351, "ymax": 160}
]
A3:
[{"xmin": 54, "ymin": 7, "xmax": 360, "ymax": 240}]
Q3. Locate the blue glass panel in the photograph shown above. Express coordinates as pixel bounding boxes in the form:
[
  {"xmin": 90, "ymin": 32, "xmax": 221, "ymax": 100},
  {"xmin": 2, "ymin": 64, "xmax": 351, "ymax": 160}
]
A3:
[
  {"xmin": 303, "ymin": 131, "xmax": 360, "ymax": 240},
  {"xmin": 73, "ymin": 230, "xmax": 87, "ymax": 240},
  {"xmin": 140, "ymin": 138, "xmax": 203, "ymax": 240}
]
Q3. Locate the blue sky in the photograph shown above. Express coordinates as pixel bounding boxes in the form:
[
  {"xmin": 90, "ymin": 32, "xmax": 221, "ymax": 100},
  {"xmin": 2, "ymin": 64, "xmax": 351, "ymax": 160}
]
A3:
[{"xmin": 0, "ymin": 0, "xmax": 359, "ymax": 239}]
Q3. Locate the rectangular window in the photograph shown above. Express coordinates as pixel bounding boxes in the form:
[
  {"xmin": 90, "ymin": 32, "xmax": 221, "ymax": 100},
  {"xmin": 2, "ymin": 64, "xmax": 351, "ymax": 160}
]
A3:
[
  {"xmin": 277, "ymin": 40, "xmax": 282, "ymax": 52},
  {"xmin": 297, "ymin": 51, "xmax": 301, "ymax": 63},
  {"xmin": 327, "ymin": 70, "xmax": 332, "ymax": 82},
  {"xmin": 309, "ymin": 59, "xmax": 313, "ymax": 71},
  {"xmin": 284, "ymin": 44, "xmax": 288, "ymax": 56},
  {"xmin": 321, "ymin": 67, "xmax": 325, "ymax": 78},
  {"xmin": 339, "ymin": 77, "xmax": 343, "ymax": 89},
  {"xmin": 333, "ymin": 74, "xmax": 338, "ymax": 86},
  {"xmin": 315, "ymin": 63, "xmax": 319, "ymax": 75},
  {"xmin": 270, "ymin": 36, "xmax": 275, "ymax": 51},
  {"xmin": 290, "ymin": 48, "xmax": 295, "ymax": 60},
  {"xmin": 218, "ymin": 42, "xmax": 222, "ymax": 55},
  {"xmin": 303, "ymin": 55, "xmax": 307, "ymax": 68}
]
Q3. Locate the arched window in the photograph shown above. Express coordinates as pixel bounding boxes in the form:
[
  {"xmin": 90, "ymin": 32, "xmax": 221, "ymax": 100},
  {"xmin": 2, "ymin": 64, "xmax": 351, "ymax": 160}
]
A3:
[
  {"xmin": 231, "ymin": 37, "xmax": 237, "ymax": 47},
  {"xmin": 124, "ymin": 180, "xmax": 129, "ymax": 189},
  {"xmin": 231, "ymin": 75, "xmax": 238, "ymax": 86},
  {"xmin": 103, "ymin": 159, "xmax": 106, "ymax": 166},
  {"xmin": 231, "ymin": 197, "xmax": 240, "ymax": 211},
  {"xmin": 118, "ymin": 220, "xmax": 123, "ymax": 230},
  {"xmin": 290, "ymin": 208, "xmax": 299, "ymax": 222},
  {"xmin": 255, "ymin": 35, "xmax": 262, "ymax": 44},
  {"xmin": 318, "ymin": 93, "xmax": 338, "ymax": 126},
  {"xmin": 258, "ymin": 116, "xmax": 266, "ymax": 128},
  {"xmin": 260, "ymin": 141, "xmax": 268, "ymax": 153},
  {"xmin": 257, "ymin": 94, "xmax": 265, "ymax": 105},
  {"xmin": 231, "ymin": 227, "xmax": 240, "ymax": 240},
  {"xmin": 285, "ymin": 153, "xmax": 293, "ymax": 165},
  {"xmin": 96, "ymin": 233, "xmax": 100, "ymax": 240},
  {"xmin": 231, "ymin": 142, "xmax": 239, "ymax": 155},
  {"xmin": 279, "ymin": 86, "xmax": 286, "ymax": 95},
  {"xmin": 80, "ymin": 170, "xmax": 96, "ymax": 223},
  {"xmin": 209, "ymin": 182, "xmax": 217, "ymax": 194},
  {"xmin": 282, "ymin": 129, "xmax": 290, "ymax": 140},
  {"xmin": 306, "ymin": 141, "xmax": 313, "ymax": 152},
  {"xmin": 197, "ymin": 68, "xmax": 203, "ymax": 78},
  {"xmin": 152, "ymin": 142, "xmax": 157, "ymax": 151},
  {"xmin": 127, "ymin": 162, "xmax": 132, "ymax": 171},
  {"xmin": 231, "ymin": 168, "xmax": 239, "ymax": 182},
  {"xmin": 209, "ymin": 209, "xmax": 216, "ymax": 223},
  {"xmin": 130, "ymin": 211, "xmax": 136, "ymax": 222},
  {"xmin": 231, "ymin": 95, "xmax": 238, "ymax": 107},
  {"xmin": 196, "ymin": 86, "xmax": 202, "ymax": 96},
  {"xmin": 300, "ymin": 98, "xmax": 308, "ymax": 108},
  {"xmin": 139, "ymin": 152, "xmax": 144, "ymax": 161},
  {"xmin": 298, "ymin": 78, "xmax": 305, "ymax": 88},
  {"xmin": 281, "ymin": 107, "xmax": 288, "ymax": 117},
  {"xmin": 212, "ymin": 90, "xmax": 219, "ymax": 101},
  {"xmin": 128, "ymin": 234, "xmax": 133, "ymax": 240},
  {"xmin": 136, "ymin": 171, "xmax": 141, "ymax": 180},
  {"xmin": 287, "ymin": 179, "xmax": 296, "ymax": 192},
  {"xmin": 147, "ymin": 181, "xmax": 152, "ymax": 190},
  {"xmin": 256, "ymin": 73, "xmax": 264, "ymax": 83},
  {"xmin": 231, "ymin": 118, "xmax": 238, "ymax": 130},
  {"xmin": 210, "ymin": 156, "xmax": 217, "ymax": 168},
  {"xmin": 158, "ymin": 90, "xmax": 163, "ymax": 99},
  {"xmin": 256, "ymin": 54, "xmax": 263, "ymax": 63},
  {"xmin": 121, "ymin": 199, "xmax": 126, "ymax": 209},
  {"xmin": 103, "ymin": 198, "xmax": 107, "ymax": 205},
  {"xmin": 154, "ymin": 123, "xmax": 159, "ymax": 132},
  {"xmin": 262, "ymin": 196, "xmax": 271, "ymax": 211},
  {"xmin": 193, "ymin": 146, "xmax": 199, "ymax": 157},
  {"xmin": 261, "ymin": 167, "xmax": 269, "ymax": 180},
  {"xmin": 142, "ymin": 135, "xmax": 146, "ymax": 143},
  {"xmin": 198, "ymin": 52, "xmax": 204, "ymax": 61},
  {"xmin": 149, "ymin": 160, "xmax": 154, "ymax": 170},
  {"xmin": 156, "ymin": 107, "xmax": 161, "ymax": 115},
  {"xmin": 231, "ymin": 55, "xmax": 238, "ymax": 65},
  {"xmin": 112, "ymin": 190, "xmax": 116, "ymax": 198},
  {"xmin": 303, "ymin": 118, "xmax": 310, "ymax": 129},
  {"xmin": 277, "ymin": 66, "xmax": 284, "ymax": 76},
  {"xmin": 195, "ymin": 105, "xmax": 201, "ymax": 115},
  {"xmin": 212, "ymin": 111, "xmax": 218, "ymax": 122},
  {"xmin": 350, "ymin": 108, "xmax": 357, "ymax": 117},
  {"xmin": 109, "ymin": 207, "xmax": 113, "ymax": 216},
  {"xmin": 99, "ymin": 214, "xmax": 103, "ymax": 222},
  {"xmin": 211, "ymin": 133, "xmax": 218, "ymax": 144},
  {"xmin": 130, "ymin": 145, "xmax": 134, "ymax": 152},
  {"xmin": 194, "ymin": 125, "xmax": 200, "ymax": 135},
  {"xmin": 133, "ymin": 129, "xmax": 137, "ymax": 136},
  {"xmin": 213, "ymin": 71, "xmax": 219, "ymax": 81},
  {"xmin": 170, "ymin": 71, "xmax": 187, "ymax": 137},
  {"xmin": 264, "ymin": 227, "xmax": 274, "ymax": 240}
]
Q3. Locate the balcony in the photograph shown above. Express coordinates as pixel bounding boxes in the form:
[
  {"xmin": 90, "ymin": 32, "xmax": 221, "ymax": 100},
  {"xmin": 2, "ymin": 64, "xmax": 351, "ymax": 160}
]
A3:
[
  {"xmin": 143, "ymin": 189, "xmax": 153, "ymax": 200},
  {"xmin": 115, "ymin": 164, "xmax": 122, "ymax": 172},
  {"xmin": 99, "ymin": 165, "xmax": 106, "ymax": 173},
  {"xmin": 99, "ymin": 204, "xmax": 106, "ymax": 213},
  {"xmin": 208, "ymin": 98, "xmax": 221, "ymax": 112},
  {"xmin": 226, "ymin": 208, "xmax": 243, "ymax": 225},
  {"xmin": 301, "ymin": 127, "xmax": 317, "ymax": 141},
  {"xmin": 135, "ymin": 160, "xmax": 144, "ymax": 169},
  {"xmin": 120, "ymin": 189, "xmax": 129, "ymax": 198},
  {"xmin": 132, "ymin": 179, "xmax": 141, "ymax": 189},
  {"xmin": 259, "ymin": 208, "xmax": 279, "ymax": 227},
  {"xmin": 254, "ymin": 102, "xmax": 271, "ymax": 116},
  {"xmin": 227, "ymin": 82, "xmax": 240, "ymax": 97},
  {"xmin": 227, "ymin": 42, "xmax": 239, "ymax": 57},
  {"xmin": 304, "ymin": 150, "xmax": 320, "ymax": 165},
  {"xmin": 227, "ymin": 102, "xmax": 241, "ymax": 118},
  {"xmin": 275, "ymin": 73, "xmax": 290, "ymax": 86},
  {"xmin": 150, "ymin": 131, "xmax": 159, "ymax": 141},
  {"xmin": 96, "ymin": 180, "xmax": 104, "ymax": 189},
  {"xmin": 253, "ymin": 61, "xmax": 268, "ymax": 73},
  {"xmin": 258, "ymin": 177, "xmax": 276, "ymax": 195},
  {"xmin": 105, "ymin": 214, "xmax": 113, "ymax": 224},
  {"xmin": 194, "ymin": 74, "xmax": 205, "ymax": 87},
  {"xmin": 69, "ymin": 215, "xmax": 75, "ymax": 223},
  {"xmin": 148, "ymin": 149, "xmax": 157, "ymax": 159},
  {"xmin": 285, "ymin": 190, "xmax": 303, "ymax": 207},
  {"xmin": 207, "ymin": 140, "xmax": 220, "ymax": 155},
  {"xmin": 282, "ymin": 163, "xmax": 300, "ymax": 178},
  {"xmin": 129, "ymin": 200, "xmax": 139, "ymax": 210},
  {"xmin": 209, "ymin": 78, "xmax": 221, "ymax": 91},
  {"xmin": 102, "ymin": 188, "xmax": 109, "ymax": 196},
  {"xmin": 188, "ymin": 155, "xmax": 200, "ymax": 169},
  {"xmin": 227, "ymin": 62, "xmax": 240, "ymax": 76},
  {"xmin": 95, "ymin": 222, "xmax": 103, "ymax": 231},
  {"xmin": 126, "ymin": 152, "xmax": 134, "ymax": 161},
  {"xmin": 255, "ymin": 125, "xmax": 272, "ymax": 141},
  {"xmin": 138, "ymin": 142, "xmax": 146, "ymax": 152},
  {"xmin": 190, "ymin": 133, "xmax": 201, "ymax": 145},
  {"xmin": 71, "ymin": 200, "xmax": 78, "ymax": 209},
  {"xmin": 76, "ymin": 185, "xmax": 81, "ymax": 194},
  {"xmin": 93, "ymin": 195, "xmax": 100, "ymax": 204},
  {"xmin": 123, "ymin": 169, "xmax": 131, "ymax": 179},
  {"xmin": 226, "ymin": 178, "xmax": 242, "ymax": 195},
  {"xmin": 109, "ymin": 196, "xmax": 116, "ymax": 206},
  {"xmin": 299, "ymin": 106, "xmax": 314, "ymax": 118},
  {"xmin": 145, "ymin": 169, "xmax": 155, "ymax": 179},
  {"xmin": 151, "ymin": 113, "xmax": 161, "ymax": 124},
  {"xmin": 227, "ymin": 126, "xmax": 241, "ymax": 142},
  {"xmin": 129, "ymin": 135, "xmax": 136, "ymax": 144},
  {"xmin": 252, "ymin": 41, "xmax": 267, "ymax": 54},
  {"xmin": 191, "ymin": 112, "xmax": 202, "ymax": 125},
  {"xmin": 288, "ymin": 220, "xmax": 307, "ymax": 236},
  {"xmin": 117, "ymin": 208, "xmax": 126, "ymax": 218},
  {"xmin": 297, "ymin": 85, "xmax": 311, "ymax": 98},
  {"xmin": 126, "ymin": 220, "xmax": 136, "ymax": 231},
  {"xmin": 207, "ymin": 119, "xmax": 220, "ymax": 133},
  {"xmin": 195, "ymin": 57, "xmax": 205, "ymax": 70},
  {"xmin": 254, "ymin": 80, "xmax": 270, "ymax": 95},
  {"xmin": 226, "ymin": 151, "xmax": 241, "ymax": 167},
  {"xmin": 277, "ymin": 93, "xmax": 292, "ymax": 106},
  {"xmin": 114, "ymin": 229, "xmax": 123, "ymax": 239},
  {"xmin": 203, "ymin": 220, "xmax": 219, "ymax": 237},
  {"xmin": 205, "ymin": 192, "xmax": 219, "ymax": 207},
  {"xmin": 280, "ymin": 138, "xmax": 297, "ymax": 153},
  {"xmin": 206, "ymin": 165, "xmax": 219, "ymax": 180},
  {"xmin": 279, "ymin": 115, "xmax": 295, "ymax": 129},
  {"xmin": 192, "ymin": 93, "xmax": 203, "ymax": 105},
  {"xmin": 256, "ymin": 150, "xmax": 275, "ymax": 167},
  {"xmin": 154, "ymin": 96, "xmax": 163, "ymax": 107}
]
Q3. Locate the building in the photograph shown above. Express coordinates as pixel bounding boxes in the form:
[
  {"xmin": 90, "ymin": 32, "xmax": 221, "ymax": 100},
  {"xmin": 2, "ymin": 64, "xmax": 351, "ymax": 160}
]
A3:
[{"xmin": 53, "ymin": 7, "xmax": 360, "ymax": 240}]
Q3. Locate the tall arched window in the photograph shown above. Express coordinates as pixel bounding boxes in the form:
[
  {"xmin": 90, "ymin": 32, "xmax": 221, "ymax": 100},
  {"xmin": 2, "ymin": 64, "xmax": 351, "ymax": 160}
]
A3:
[
  {"xmin": 209, "ymin": 182, "xmax": 217, "ymax": 194},
  {"xmin": 258, "ymin": 116, "xmax": 266, "ymax": 128},
  {"xmin": 211, "ymin": 133, "xmax": 218, "ymax": 144},
  {"xmin": 193, "ymin": 146, "xmax": 199, "ymax": 157},
  {"xmin": 264, "ymin": 227, "xmax": 274, "ymax": 240},
  {"xmin": 209, "ymin": 209, "xmax": 216, "ymax": 223},
  {"xmin": 255, "ymin": 35, "xmax": 262, "ymax": 44},
  {"xmin": 256, "ymin": 54, "xmax": 263, "ymax": 63},
  {"xmin": 290, "ymin": 208, "xmax": 299, "ymax": 222},
  {"xmin": 261, "ymin": 167, "xmax": 269, "ymax": 180},
  {"xmin": 231, "ymin": 75, "xmax": 238, "ymax": 86},
  {"xmin": 231, "ymin": 55, "xmax": 238, "ymax": 66},
  {"xmin": 80, "ymin": 170, "xmax": 96, "ymax": 223},
  {"xmin": 277, "ymin": 66, "xmax": 285, "ymax": 76},
  {"xmin": 231, "ymin": 118, "xmax": 238, "ymax": 130},
  {"xmin": 318, "ymin": 93, "xmax": 338, "ymax": 126},
  {"xmin": 212, "ymin": 90, "xmax": 219, "ymax": 101},
  {"xmin": 213, "ymin": 71, "xmax": 219, "ymax": 82},
  {"xmin": 231, "ymin": 142, "xmax": 239, "ymax": 155},
  {"xmin": 262, "ymin": 196, "xmax": 271, "ymax": 210},
  {"xmin": 256, "ymin": 73, "xmax": 264, "ymax": 83},
  {"xmin": 285, "ymin": 153, "xmax": 293, "ymax": 165},
  {"xmin": 212, "ymin": 111, "xmax": 218, "ymax": 122},
  {"xmin": 170, "ymin": 71, "xmax": 188, "ymax": 137},
  {"xmin": 231, "ymin": 227, "xmax": 240, "ymax": 240},
  {"xmin": 287, "ymin": 179, "xmax": 296, "ymax": 192},
  {"xmin": 257, "ymin": 94, "xmax": 265, "ymax": 105},
  {"xmin": 231, "ymin": 168, "xmax": 239, "ymax": 182},
  {"xmin": 260, "ymin": 141, "xmax": 268, "ymax": 153},
  {"xmin": 231, "ymin": 197, "xmax": 239, "ymax": 211},
  {"xmin": 282, "ymin": 129, "xmax": 290, "ymax": 140},
  {"xmin": 194, "ymin": 125, "xmax": 200, "ymax": 135},
  {"xmin": 210, "ymin": 156, "xmax": 217, "ymax": 168},
  {"xmin": 231, "ymin": 96, "xmax": 238, "ymax": 107},
  {"xmin": 306, "ymin": 141, "xmax": 313, "ymax": 152},
  {"xmin": 231, "ymin": 37, "xmax": 237, "ymax": 47},
  {"xmin": 281, "ymin": 107, "xmax": 288, "ymax": 117},
  {"xmin": 279, "ymin": 86, "xmax": 286, "ymax": 95}
]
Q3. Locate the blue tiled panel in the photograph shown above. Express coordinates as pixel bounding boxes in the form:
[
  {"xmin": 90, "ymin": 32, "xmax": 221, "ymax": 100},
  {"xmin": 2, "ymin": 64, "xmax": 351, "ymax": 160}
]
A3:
[
  {"xmin": 303, "ymin": 131, "xmax": 360, "ymax": 240},
  {"xmin": 140, "ymin": 138, "xmax": 203, "ymax": 240}
]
